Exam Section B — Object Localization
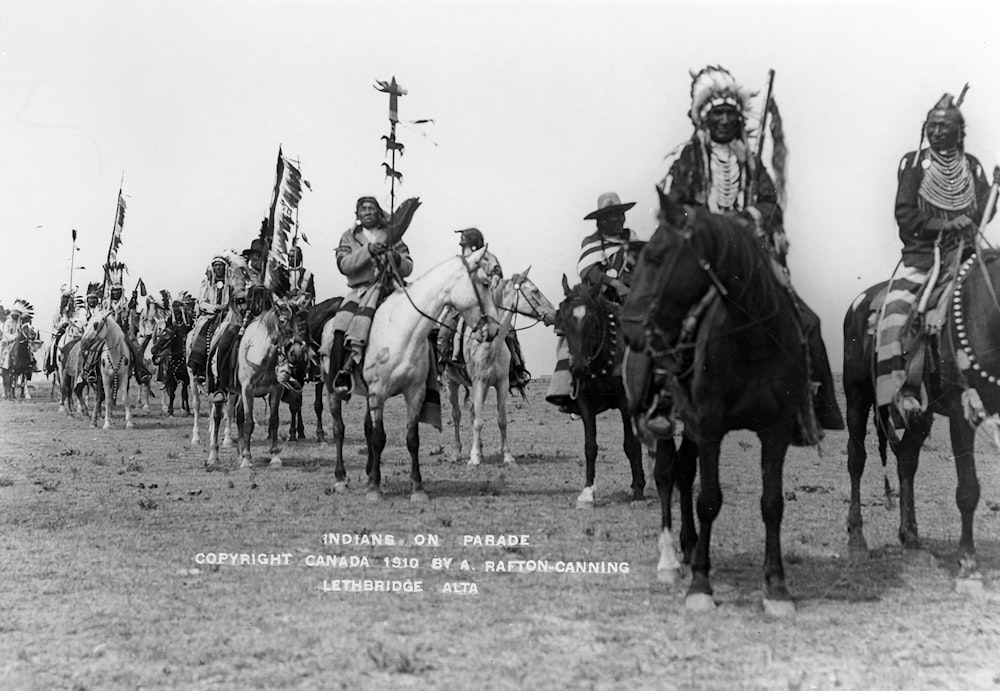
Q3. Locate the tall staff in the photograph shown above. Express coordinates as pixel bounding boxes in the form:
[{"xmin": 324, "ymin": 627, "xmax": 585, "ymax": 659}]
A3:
[
  {"xmin": 374, "ymin": 76, "xmax": 407, "ymax": 215},
  {"xmin": 749, "ymin": 69, "xmax": 775, "ymax": 207},
  {"xmin": 103, "ymin": 172, "xmax": 127, "ymax": 298},
  {"xmin": 68, "ymin": 229, "xmax": 78, "ymax": 293}
]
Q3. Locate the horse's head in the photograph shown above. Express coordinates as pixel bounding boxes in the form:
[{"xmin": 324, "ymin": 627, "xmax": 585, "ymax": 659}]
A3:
[
  {"xmin": 499, "ymin": 267, "xmax": 558, "ymax": 326},
  {"xmin": 555, "ymin": 276, "xmax": 617, "ymax": 379},
  {"xmin": 621, "ymin": 187, "xmax": 765, "ymax": 352},
  {"xmin": 79, "ymin": 309, "xmax": 114, "ymax": 349},
  {"xmin": 453, "ymin": 247, "xmax": 501, "ymax": 342}
]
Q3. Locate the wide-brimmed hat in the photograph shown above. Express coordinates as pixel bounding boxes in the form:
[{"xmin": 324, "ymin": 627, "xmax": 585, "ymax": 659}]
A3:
[
  {"xmin": 454, "ymin": 227, "xmax": 484, "ymax": 249},
  {"xmin": 583, "ymin": 192, "xmax": 636, "ymax": 220},
  {"xmin": 241, "ymin": 238, "xmax": 266, "ymax": 258}
]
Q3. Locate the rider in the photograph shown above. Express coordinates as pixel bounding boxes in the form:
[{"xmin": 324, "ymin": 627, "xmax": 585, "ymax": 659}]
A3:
[
  {"xmin": 330, "ymin": 196, "xmax": 413, "ymax": 394},
  {"xmin": 436, "ymin": 227, "xmax": 531, "ymax": 393},
  {"xmin": 1, "ymin": 300, "xmax": 36, "ymax": 375},
  {"xmin": 189, "ymin": 253, "xmax": 244, "ymax": 387},
  {"xmin": 287, "ymin": 243, "xmax": 316, "ymax": 306},
  {"xmin": 45, "ymin": 287, "xmax": 83, "ymax": 376},
  {"xmin": 876, "ymin": 92, "xmax": 1000, "ymax": 422},
  {"xmin": 650, "ymin": 64, "xmax": 843, "ymax": 433},
  {"xmin": 103, "ymin": 265, "xmax": 153, "ymax": 385},
  {"xmin": 545, "ymin": 192, "xmax": 640, "ymax": 413}
]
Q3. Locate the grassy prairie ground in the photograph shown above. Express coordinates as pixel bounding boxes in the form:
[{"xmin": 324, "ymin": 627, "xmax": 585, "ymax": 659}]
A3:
[{"xmin": 1, "ymin": 376, "xmax": 999, "ymax": 690}]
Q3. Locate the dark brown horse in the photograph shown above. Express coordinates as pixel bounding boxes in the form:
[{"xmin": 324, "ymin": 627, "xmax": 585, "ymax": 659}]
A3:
[
  {"xmin": 553, "ymin": 277, "xmax": 645, "ymax": 508},
  {"xmin": 2, "ymin": 324, "xmax": 37, "ymax": 400},
  {"xmin": 620, "ymin": 190, "xmax": 814, "ymax": 615},
  {"xmin": 843, "ymin": 251, "xmax": 998, "ymax": 582},
  {"xmin": 150, "ymin": 322, "xmax": 191, "ymax": 417}
]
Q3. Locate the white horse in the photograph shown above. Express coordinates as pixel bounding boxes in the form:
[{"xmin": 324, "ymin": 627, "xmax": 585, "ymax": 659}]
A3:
[
  {"xmin": 78, "ymin": 310, "xmax": 133, "ymax": 429},
  {"xmin": 206, "ymin": 296, "xmax": 310, "ymax": 470},
  {"xmin": 442, "ymin": 268, "xmax": 556, "ymax": 466},
  {"xmin": 185, "ymin": 306, "xmax": 238, "ymax": 447},
  {"xmin": 359, "ymin": 248, "xmax": 500, "ymax": 501}
]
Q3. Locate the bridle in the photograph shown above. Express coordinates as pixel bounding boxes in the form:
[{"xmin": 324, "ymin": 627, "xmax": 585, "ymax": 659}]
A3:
[
  {"xmin": 389, "ymin": 253, "xmax": 500, "ymax": 336},
  {"xmin": 498, "ymin": 278, "xmax": 548, "ymax": 333},
  {"xmin": 562, "ymin": 289, "xmax": 616, "ymax": 377}
]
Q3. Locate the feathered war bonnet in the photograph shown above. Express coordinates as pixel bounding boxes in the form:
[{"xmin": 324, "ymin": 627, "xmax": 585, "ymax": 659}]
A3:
[
  {"xmin": 86, "ymin": 281, "xmax": 103, "ymax": 300},
  {"xmin": 688, "ymin": 65, "xmax": 756, "ymax": 129},
  {"xmin": 11, "ymin": 299, "xmax": 34, "ymax": 321}
]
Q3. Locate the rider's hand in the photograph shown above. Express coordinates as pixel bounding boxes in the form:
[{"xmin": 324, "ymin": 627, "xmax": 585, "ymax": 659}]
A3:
[
  {"xmin": 943, "ymin": 214, "xmax": 975, "ymax": 233},
  {"xmin": 608, "ymin": 278, "xmax": 629, "ymax": 297},
  {"xmin": 368, "ymin": 242, "xmax": 386, "ymax": 257}
]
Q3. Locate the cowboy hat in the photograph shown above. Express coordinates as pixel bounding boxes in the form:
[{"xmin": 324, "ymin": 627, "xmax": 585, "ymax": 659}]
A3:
[{"xmin": 583, "ymin": 192, "xmax": 636, "ymax": 220}]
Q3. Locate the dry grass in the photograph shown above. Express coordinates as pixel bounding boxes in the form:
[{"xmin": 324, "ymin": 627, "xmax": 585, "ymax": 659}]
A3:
[{"xmin": 1, "ymin": 377, "xmax": 999, "ymax": 689}]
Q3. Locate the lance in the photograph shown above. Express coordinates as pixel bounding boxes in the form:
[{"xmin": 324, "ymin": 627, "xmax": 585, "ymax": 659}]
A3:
[
  {"xmin": 103, "ymin": 171, "xmax": 126, "ymax": 298},
  {"xmin": 68, "ymin": 229, "xmax": 78, "ymax": 294},
  {"xmin": 375, "ymin": 76, "xmax": 407, "ymax": 214},
  {"xmin": 749, "ymin": 69, "xmax": 775, "ymax": 207}
]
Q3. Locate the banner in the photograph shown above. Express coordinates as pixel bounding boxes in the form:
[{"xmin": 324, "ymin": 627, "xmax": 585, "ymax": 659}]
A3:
[
  {"xmin": 108, "ymin": 192, "xmax": 127, "ymax": 266},
  {"xmin": 264, "ymin": 148, "xmax": 306, "ymax": 293}
]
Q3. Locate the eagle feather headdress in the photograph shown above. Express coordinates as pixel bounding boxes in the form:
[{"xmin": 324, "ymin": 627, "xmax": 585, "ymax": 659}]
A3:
[{"xmin": 688, "ymin": 65, "xmax": 756, "ymax": 128}]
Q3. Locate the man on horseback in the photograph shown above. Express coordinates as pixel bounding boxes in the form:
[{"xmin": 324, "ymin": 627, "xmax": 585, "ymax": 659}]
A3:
[
  {"xmin": 546, "ymin": 192, "xmax": 640, "ymax": 413},
  {"xmin": 876, "ymin": 93, "xmax": 1000, "ymax": 423},
  {"xmin": 437, "ymin": 227, "xmax": 531, "ymax": 393},
  {"xmin": 287, "ymin": 244, "xmax": 316, "ymax": 306},
  {"xmin": 189, "ymin": 253, "xmax": 248, "ymax": 393},
  {"xmin": 1, "ymin": 300, "xmax": 33, "ymax": 373},
  {"xmin": 103, "ymin": 265, "xmax": 153, "ymax": 385},
  {"xmin": 648, "ymin": 64, "xmax": 843, "ymax": 433},
  {"xmin": 45, "ymin": 287, "xmax": 82, "ymax": 376},
  {"xmin": 331, "ymin": 196, "xmax": 413, "ymax": 394}
]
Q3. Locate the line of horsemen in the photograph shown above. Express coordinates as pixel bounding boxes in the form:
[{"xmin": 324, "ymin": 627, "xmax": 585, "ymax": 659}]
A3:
[{"xmin": 10, "ymin": 65, "xmax": 997, "ymax": 441}]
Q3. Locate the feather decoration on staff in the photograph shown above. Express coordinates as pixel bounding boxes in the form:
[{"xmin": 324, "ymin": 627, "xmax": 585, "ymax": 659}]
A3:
[
  {"xmin": 384, "ymin": 197, "xmax": 422, "ymax": 246},
  {"xmin": 768, "ymin": 98, "xmax": 788, "ymax": 208}
]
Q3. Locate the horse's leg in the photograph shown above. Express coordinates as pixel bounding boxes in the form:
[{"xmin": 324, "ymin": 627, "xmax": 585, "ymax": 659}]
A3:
[
  {"xmin": 948, "ymin": 410, "xmax": 980, "ymax": 576},
  {"xmin": 687, "ymin": 431, "xmax": 723, "ymax": 611},
  {"xmin": 759, "ymin": 424, "xmax": 795, "ymax": 617},
  {"xmin": 653, "ymin": 438, "xmax": 683, "ymax": 584},
  {"xmin": 576, "ymin": 403, "xmax": 598, "ymax": 509},
  {"xmin": 268, "ymin": 391, "xmax": 283, "ymax": 468},
  {"xmin": 469, "ymin": 379, "xmax": 486, "ymax": 466},
  {"xmin": 366, "ymin": 402, "xmax": 387, "ymax": 501},
  {"xmin": 189, "ymin": 368, "xmax": 201, "ymax": 445},
  {"xmin": 675, "ymin": 434, "xmax": 699, "ymax": 563},
  {"xmin": 295, "ymin": 392, "xmax": 305, "ymax": 441},
  {"xmin": 405, "ymin": 389, "xmax": 428, "ymax": 502},
  {"xmin": 314, "ymin": 382, "xmax": 326, "ymax": 443},
  {"xmin": 240, "ymin": 392, "xmax": 255, "ymax": 469},
  {"xmin": 496, "ymin": 380, "xmax": 517, "ymax": 466},
  {"xmin": 331, "ymin": 390, "xmax": 348, "ymax": 490},
  {"xmin": 221, "ymin": 396, "xmax": 234, "ymax": 448},
  {"xmin": 207, "ymin": 395, "xmax": 223, "ymax": 470},
  {"xmin": 896, "ymin": 420, "xmax": 930, "ymax": 549},
  {"xmin": 620, "ymin": 405, "xmax": 644, "ymax": 501},
  {"xmin": 122, "ymin": 374, "xmax": 133, "ymax": 430},
  {"xmin": 845, "ymin": 373, "xmax": 875, "ymax": 560},
  {"xmin": 448, "ymin": 378, "xmax": 463, "ymax": 463}
]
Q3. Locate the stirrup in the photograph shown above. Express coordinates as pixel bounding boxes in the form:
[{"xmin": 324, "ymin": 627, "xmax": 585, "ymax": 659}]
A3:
[{"xmin": 333, "ymin": 369, "xmax": 353, "ymax": 394}]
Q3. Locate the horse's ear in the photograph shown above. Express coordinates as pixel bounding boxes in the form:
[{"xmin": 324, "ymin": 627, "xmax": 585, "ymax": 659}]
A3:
[
  {"xmin": 522, "ymin": 265, "xmax": 532, "ymax": 279},
  {"xmin": 657, "ymin": 185, "xmax": 688, "ymax": 230},
  {"xmin": 562, "ymin": 274, "xmax": 571, "ymax": 296}
]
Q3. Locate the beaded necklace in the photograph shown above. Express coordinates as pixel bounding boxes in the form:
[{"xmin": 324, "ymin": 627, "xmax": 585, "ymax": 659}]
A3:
[
  {"xmin": 707, "ymin": 143, "xmax": 743, "ymax": 212},
  {"xmin": 919, "ymin": 148, "xmax": 976, "ymax": 212}
]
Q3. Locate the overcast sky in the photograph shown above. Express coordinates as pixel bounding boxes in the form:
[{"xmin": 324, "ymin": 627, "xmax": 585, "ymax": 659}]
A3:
[{"xmin": 3, "ymin": 0, "xmax": 1000, "ymax": 375}]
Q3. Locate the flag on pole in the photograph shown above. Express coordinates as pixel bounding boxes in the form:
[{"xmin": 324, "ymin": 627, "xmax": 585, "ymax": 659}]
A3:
[
  {"xmin": 264, "ymin": 148, "xmax": 307, "ymax": 293},
  {"xmin": 108, "ymin": 192, "xmax": 127, "ymax": 266}
]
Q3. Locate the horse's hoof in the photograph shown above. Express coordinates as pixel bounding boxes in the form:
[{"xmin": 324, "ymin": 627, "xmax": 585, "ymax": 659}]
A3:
[
  {"xmin": 848, "ymin": 543, "xmax": 870, "ymax": 564},
  {"xmin": 410, "ymin": 491, "xmax": 430, "ymax": 503},
  {"xmin": 269, "ymin": 457, "xmax": 283, "ymax": 469},
  {"xmin": 763, "ymin": 597, "xmax": 796, "ymax": 618},
  {"xmin": 684, "ymin": 593, "xmax": 716, "ymax": 612},
  {"xmin": 466, "ymin": 459, "xmax": 481, "ymax": 467},
  {"xmin": 102, "ymin": 423, "xmax": 111, "ymax": 430},
  {"xmin": 575, "ymin": 499, "xmax": 595, "ymax": 510},
  {"xmin": 239, "ymin": 458, "xmax": 252, "ymax": 469},
  {"xmin": 205, "ymin": 463, "xmax": 218, "ymax": 473},
  {"xmin": 125, "ymin": 422, "xmax": 134, "ymax": 430},
  {"xmin": 502, "ymin": 454, "xmax": 517, "ymax": 466},
  {"xmin": 955, "ymin": 575, "xmax": 986, "ymax": 599},
  {"xmin": 365, "ymin": 490, "xmax": 383, "ymax": 503},
  {"xmin": 222, "ymin": 438, "xmax": 233, "ymax": 449},
  {"xmin": 657, "ymin": 567, "xmax": 682, "ymax": 585},
  {"xmin": 333, "ymin": 481, "xmax": 349, "ymax": 493}
]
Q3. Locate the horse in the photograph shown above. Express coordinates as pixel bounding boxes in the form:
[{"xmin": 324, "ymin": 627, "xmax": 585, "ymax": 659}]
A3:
[
  {"xmin": 843, "ymin": 251, "xmax": 1000, "ymax": 584},
  {"xmin": 78, "ymin": 310, "xmax": 134, "ymax": 429},
  {"xmin": 320, "ymin": 248, "xmax": 500, "ymax": 500},
  {"xmin": 619, "ymin": 190, "xmax": 814, "ymax": 616},
  {"xmin": 207, "ymin": 295, "xmax": 311, "ymax": 470},
  {"xmin": 150, "ymin": 322, "xmax": 191, "ymax": 417},
  {"xmin": 1, "ymin": 323, "xmax": 37, "ymax": 400},
  {"xmin": 303, "ymin": 296, "xmax": 344, "ymax": 443},
  {"xmin": 553, "ymin": 278, "xmax": 647, "ymax": 508},
  {"xmin": 440, "ymin": 268, "xmax": 556, "ymax": 466},
  {"xmin": 58, "ymin": 337, "xmax": 91, "ymax": 417},
  {"xmin": 185, "ymin": 299, "xmax": 239, "ymax": 447},
  {"xmin": 136, "ymin": 299, "xmax": 168, "ymax": 411}
]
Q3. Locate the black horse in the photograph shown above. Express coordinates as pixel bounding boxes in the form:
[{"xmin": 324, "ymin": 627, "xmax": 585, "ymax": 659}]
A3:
[
  {"xmin": 303, "ymin": 296, "xmax": 342, "ymax": 443},
  {"xmin": 2, "ymin": 325, "xmax": 36, "ymax": 400},
  {"xmin": 843, "ymin": 251, "xmax": 998, "ymax": 581},
  {"xmin": 620, "ymin": 190, "xmax": 815, "ymax": 615},
  {"xmin": 150, "ymin": 322, "xmax": 191, "ymax": 416},
  {"xmin": 553, "ymin": 277, "xmax": 645, "ymax": 507}
]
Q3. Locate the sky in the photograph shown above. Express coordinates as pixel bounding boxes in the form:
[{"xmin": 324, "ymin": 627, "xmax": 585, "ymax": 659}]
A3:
[{"xmin": 3, "ymin": 0, "xmax": 1000, "ymax": 376}]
